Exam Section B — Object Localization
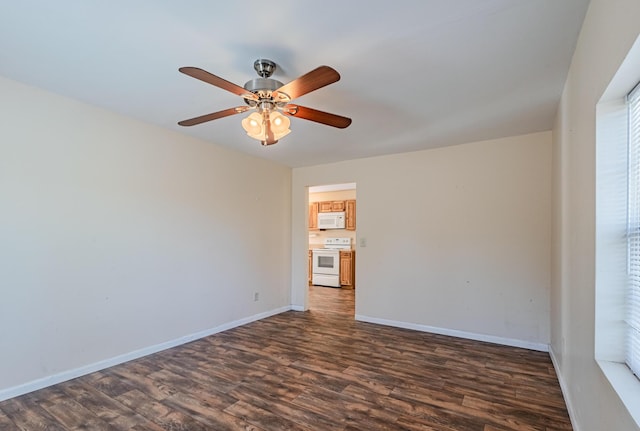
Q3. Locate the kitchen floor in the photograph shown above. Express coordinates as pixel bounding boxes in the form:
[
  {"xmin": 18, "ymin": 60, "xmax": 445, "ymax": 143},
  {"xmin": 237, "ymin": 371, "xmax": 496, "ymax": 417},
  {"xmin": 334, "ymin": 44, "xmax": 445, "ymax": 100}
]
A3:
[{"xmin": 308, "ymin": 285, "xmax": 354, "ymax": 317}]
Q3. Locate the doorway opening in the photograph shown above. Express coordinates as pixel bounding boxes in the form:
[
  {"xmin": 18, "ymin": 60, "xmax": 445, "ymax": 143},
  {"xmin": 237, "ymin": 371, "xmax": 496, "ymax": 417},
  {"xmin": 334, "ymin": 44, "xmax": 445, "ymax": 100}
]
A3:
[{"xmin": 307, "ymin": 182, "xmax": 356, "ymax": 316}]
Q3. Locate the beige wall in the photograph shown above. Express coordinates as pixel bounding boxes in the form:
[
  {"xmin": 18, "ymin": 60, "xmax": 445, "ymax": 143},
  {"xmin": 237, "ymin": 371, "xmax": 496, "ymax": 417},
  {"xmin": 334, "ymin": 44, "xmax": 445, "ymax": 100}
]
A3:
[
  {"xmin": 0, "ymin": 76, "xmax": 292, "ymax": 399},
  {"xmin": 293, "ymin": 131, "xmax": 552, "ymax": 349},
  {"xmin": 551, "ymin": 0, "xmax": 640, "ymax": 429},
  {"xmin": 308, "ymin": 189, "xmax": 356, "ymax": 249}
]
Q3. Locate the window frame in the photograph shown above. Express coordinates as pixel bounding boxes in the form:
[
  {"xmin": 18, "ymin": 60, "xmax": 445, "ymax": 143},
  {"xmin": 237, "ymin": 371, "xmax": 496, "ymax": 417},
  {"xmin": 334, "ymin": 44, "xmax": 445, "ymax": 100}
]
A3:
[
  {"xmin": 626, "ymin": 82, "xmax": 640, "ymax": 379},
  {"xmin": 594, "ymin": 34, "xmax": 640, "ymax": 427}
]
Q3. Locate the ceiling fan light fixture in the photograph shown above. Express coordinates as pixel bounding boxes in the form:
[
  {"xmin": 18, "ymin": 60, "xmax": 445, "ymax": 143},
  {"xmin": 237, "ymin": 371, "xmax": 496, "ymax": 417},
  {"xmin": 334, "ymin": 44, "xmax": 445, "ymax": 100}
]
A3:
[{"xmin": 241, "ymin": 111, "xmax": 291, "ymax": 143}]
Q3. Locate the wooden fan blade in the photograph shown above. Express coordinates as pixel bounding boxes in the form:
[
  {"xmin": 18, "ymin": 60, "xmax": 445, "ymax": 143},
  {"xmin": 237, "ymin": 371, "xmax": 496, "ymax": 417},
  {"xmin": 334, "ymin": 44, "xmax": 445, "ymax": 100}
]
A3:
[
  {"xmin": 272, "ymin": 66, "xmax": 340, "ymax": 101},
  {"xmin": 283, "ymin": 105, "xmax": 352, "ymax": 129},
  {"xmin": 178, "ymin": 106, "xmax": 249, "ymax": 127},
  {"xmin": 179, "ymin": 67, "xmax": 258, "ymax": 101}
]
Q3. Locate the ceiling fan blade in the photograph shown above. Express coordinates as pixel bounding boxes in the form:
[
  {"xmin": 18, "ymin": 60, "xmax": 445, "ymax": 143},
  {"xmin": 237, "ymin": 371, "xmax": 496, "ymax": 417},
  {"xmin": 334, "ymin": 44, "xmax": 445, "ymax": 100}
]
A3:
[
  {"xmin": 179, "ymin": 67, "xmax": 258, "ymax": 102},
  {"xmin": 178, "ymin": 106, "xmax": 250, "ymax": 127},
  {"xmin": 283, "ymin": 105, "xmax": 352, "ymax": 129},
  {"xmin": 272, "ymin": 66, "xmax": 340, "ymax": 101}
]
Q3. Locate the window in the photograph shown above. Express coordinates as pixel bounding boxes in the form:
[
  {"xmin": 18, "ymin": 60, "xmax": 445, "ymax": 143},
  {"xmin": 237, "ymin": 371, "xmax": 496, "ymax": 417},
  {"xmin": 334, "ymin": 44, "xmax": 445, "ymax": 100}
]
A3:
[
  {"xmin": 594, "ymin": 35, "xmax": 640, "ymax": 426},
  {"xmin": 628, "ymin": 83, "xmax": 640, "ymax": 379}
]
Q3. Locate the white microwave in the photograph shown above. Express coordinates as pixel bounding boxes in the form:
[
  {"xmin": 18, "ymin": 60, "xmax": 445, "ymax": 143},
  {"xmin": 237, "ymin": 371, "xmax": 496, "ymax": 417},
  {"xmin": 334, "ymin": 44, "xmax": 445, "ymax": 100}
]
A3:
[{"xmin": 318, "ymin": 211, "xmax": 346, "ymax": 229}]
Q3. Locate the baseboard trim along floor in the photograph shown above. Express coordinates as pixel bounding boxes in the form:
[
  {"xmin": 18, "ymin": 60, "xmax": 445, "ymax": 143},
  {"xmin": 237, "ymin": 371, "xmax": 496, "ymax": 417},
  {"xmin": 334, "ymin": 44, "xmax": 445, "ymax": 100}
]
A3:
[
  {"xmin": 355, "ymin": 314, "xmax": 550, "ymax": 352},
  {"xmin": 0, "ymin": 305, "xmax": 292, "ymax": 402}
]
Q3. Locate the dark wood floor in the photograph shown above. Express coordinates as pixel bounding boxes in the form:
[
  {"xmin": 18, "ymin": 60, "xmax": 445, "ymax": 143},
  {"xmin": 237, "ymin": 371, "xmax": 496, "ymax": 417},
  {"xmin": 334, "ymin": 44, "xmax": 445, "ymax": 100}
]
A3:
[{"xmin": 0, "ymin": 286, "xmax": 571, "ymax": 430}]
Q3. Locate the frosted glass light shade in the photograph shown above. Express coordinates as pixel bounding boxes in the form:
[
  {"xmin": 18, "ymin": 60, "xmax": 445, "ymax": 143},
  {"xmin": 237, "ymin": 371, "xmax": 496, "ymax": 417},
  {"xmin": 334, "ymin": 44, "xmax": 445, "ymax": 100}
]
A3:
[
  {"xmin": 270, "ymin": 112, "xmax": 291, "ymax": 137},
  {"xmin": 241, "ymin": 111, "xmax": 291, "ymax": 142},
  {"xmin": 241, "ymin": 112, "xmax": 264, "ymax": 138}
]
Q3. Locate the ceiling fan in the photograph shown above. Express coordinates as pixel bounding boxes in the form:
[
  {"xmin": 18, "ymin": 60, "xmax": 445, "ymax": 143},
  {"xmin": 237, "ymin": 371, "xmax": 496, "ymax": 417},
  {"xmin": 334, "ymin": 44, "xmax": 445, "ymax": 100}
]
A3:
[{"xmin": 178, "ymin": 59, "xmax": 352, "ymax": 146}]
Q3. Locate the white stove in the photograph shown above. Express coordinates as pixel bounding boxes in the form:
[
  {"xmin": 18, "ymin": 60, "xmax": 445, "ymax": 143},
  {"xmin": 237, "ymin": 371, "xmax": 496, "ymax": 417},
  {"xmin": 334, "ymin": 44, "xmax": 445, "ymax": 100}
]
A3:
[{"xmin": 312, "ymin": 238, "xmax": 351, "ymax": 287}]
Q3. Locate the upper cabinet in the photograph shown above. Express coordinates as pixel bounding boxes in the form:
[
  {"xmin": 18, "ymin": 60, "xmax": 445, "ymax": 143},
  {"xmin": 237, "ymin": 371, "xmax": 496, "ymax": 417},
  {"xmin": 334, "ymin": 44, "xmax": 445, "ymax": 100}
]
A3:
[
  {"xmin": 319, "ymin": 201, "xmax": 345, "ymax": 212},
  {"xmin": 345, "ymin": 199, "xmax": 356, "ymax": 231},
  {"xmin": 309, "ymin": 202, "xmax": 319, "ymax": 230},
  {"xmin": 309, "ymin": 199, "xmax": 356, "ymax": 231}
]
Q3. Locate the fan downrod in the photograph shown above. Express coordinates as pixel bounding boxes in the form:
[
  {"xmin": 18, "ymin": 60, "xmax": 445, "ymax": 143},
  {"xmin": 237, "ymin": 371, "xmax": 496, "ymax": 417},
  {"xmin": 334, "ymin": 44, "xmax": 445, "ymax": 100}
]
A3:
[{"xmin": 253, "ymin": 59, "xmax": 276, "ymax": 78}]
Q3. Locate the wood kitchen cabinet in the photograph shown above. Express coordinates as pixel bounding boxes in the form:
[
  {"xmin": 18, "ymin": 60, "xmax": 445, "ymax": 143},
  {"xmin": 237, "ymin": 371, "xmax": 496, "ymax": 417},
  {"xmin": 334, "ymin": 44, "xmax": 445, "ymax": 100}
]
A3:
[
  {"xmin": 319, "ymin": 200, "xmax": 345, "ymax": 212},
  {"xmin": 308, "ymin": 202, "xmax": 319, "ymax": 230},
  {"xmin": 308, "ymin": 250, "xmax": 312, "ymax": 284},
  {"xmin": 340, "ymin": 250, "xmax": 355, "ymax": 287},
  {"xmin": 309, "ymin": 199, "xmax": 355, "ymax": 230},
  {"xmin": 345, "ymin": 199, "xmax": 356, "ymax": 230}
]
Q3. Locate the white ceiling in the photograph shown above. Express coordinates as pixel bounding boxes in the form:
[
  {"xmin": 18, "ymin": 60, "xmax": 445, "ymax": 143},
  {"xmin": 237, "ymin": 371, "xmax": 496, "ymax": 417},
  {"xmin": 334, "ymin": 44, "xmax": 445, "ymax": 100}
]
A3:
[{"xmin": 0, "ymin": 1, "xmax": 590, "ymax": 168}]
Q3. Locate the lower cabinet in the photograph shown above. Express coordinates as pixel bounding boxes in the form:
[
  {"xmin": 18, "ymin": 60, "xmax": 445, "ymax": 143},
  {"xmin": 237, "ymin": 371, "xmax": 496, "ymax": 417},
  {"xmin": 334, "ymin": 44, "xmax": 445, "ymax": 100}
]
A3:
[
  {"xmin": 340, "ymin": 250, "xmax": 355, "ymax": 288},
  {"xmin": 308, "ymin": 250, "xmax": 312, "ymax": 284}
]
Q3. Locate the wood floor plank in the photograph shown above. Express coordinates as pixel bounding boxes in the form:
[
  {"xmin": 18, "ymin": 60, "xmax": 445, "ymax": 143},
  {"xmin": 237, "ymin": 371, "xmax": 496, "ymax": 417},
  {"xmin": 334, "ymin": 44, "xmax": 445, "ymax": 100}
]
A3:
[
  {"xmin": 462, "ymin": 395, "xmax": 571, "ymax": 430},
  {"xmin": 163, "ymin": 391, "xmax": 265, "ymax": 431},
  {"xmin": 115, "ymin": 389, "xmax": 212, "ymax": 431},
  {"xmin": 0, "ymin": 409, "xmax": 17, "ymax": 431},
  {"xmin": 0, "ymin": 286, "xmax": 572, "ymax": 430},
  {"xmin": 228, "ymin": 383, "xmax": 344, "ymax": 431},
  {"xmin": 0, "ymin": 395, "xmax": 69, "ymax": 431},
  {"xmin": 86, "ymin": 372, "xmax": 136, "ymax": 399},
  {"xmin": 396, "ymin": 405, "xmax": 486, "ymax": 431},
  {"xmin": 146, "ymin": 368, "xmax": 238, "ymax": 410},
  {"xmin": 40, "ymin": 397, "xmax": 113, "ymax": 430},
  {"xmin": 290, "ymin": 385, "xmax": 400, "ymax": 431},
  {"xmin": 59, "ymin": 380, "xmax": 148, "ymax": 430},
  {"xmin": 224, "ymin": 400, "xmax": 313, "ymax": 431}
]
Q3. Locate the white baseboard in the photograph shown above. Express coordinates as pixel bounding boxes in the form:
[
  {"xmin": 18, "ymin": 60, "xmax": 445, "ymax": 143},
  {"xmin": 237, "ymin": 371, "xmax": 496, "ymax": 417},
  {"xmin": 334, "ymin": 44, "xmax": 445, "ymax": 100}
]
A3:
[
  {"xmin": 0, "ymin": 305, "xmax": 292, "ymax": 402},
  {"xmin": 290, "ymin": 305, "xmax": 305, "ymax": 311},
  {"xmin": 549, "ymin": 346, "xmax": 579, "ymax": 430},
  {"xmin": 355, "ymin": 314, "xmax": 549, "ymax": 352}
]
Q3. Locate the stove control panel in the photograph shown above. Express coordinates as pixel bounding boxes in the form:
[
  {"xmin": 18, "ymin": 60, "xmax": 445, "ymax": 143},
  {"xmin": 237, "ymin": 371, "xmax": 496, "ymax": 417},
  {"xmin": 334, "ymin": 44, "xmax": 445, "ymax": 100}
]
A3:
[{"xmin": 324, "ymin": 237, "xmax": 352, "ymax": 249}]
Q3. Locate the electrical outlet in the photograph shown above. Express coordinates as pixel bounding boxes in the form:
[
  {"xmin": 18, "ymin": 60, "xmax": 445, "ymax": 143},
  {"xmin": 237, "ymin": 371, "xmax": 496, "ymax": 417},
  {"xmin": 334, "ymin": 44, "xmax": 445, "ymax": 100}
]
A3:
[
  {"xmin": 359, "ymin": 237, "xmax": 367, "ymax": 247},
  {"xmin": 253, "ymin": 292, "xmax": 259, "ymax": 301}
]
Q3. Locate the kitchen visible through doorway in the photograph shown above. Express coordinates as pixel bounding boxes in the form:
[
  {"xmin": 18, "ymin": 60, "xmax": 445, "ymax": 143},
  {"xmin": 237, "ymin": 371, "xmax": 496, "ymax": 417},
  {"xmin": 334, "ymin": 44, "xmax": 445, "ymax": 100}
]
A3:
[{"xmin": 307, "ymin": 182, "xmax": 356, "ymax": 314}]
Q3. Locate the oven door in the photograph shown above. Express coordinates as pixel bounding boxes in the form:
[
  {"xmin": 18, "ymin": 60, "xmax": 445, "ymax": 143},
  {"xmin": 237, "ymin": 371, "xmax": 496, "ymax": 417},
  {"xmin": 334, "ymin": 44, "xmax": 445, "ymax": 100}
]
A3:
[{"xmin": 312, "ymin": 249, "xmax": 339, "ymax": 275}]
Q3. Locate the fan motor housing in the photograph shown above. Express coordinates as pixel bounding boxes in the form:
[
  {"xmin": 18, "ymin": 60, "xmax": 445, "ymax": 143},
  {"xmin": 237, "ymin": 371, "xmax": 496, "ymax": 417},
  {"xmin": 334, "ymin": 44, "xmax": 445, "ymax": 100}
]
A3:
[
  {"xmin": 245, "ymin": 59, "xmax": 283, "ymax": 94},
  {"xmin": 243, "ymin": 77, "xmax": 283, "ymax": 93},
  {"xmin": 243, "ymin": 77, "xmax": 285, "ymax": 107}
]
